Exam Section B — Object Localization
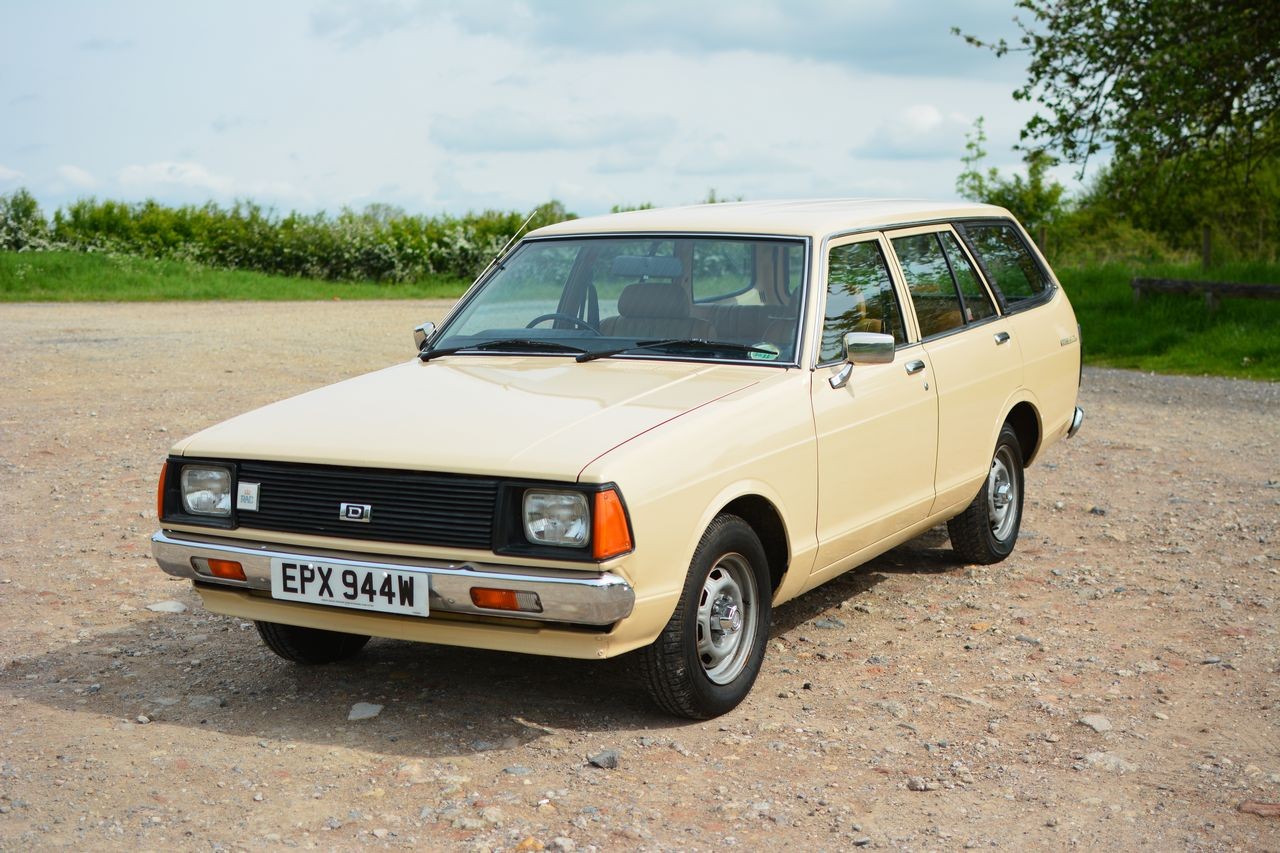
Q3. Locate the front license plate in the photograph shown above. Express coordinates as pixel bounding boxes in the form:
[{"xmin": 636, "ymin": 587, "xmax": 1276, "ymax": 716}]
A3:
[{"xmin": 269, "ymin": 558, "xmax": 429, "ymax": 617}]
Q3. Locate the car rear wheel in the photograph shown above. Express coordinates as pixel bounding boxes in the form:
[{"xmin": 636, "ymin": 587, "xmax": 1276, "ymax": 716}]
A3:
[
  {"xmin": 638, "ymin": 514, "xmax": 771, "ymax": 719},
  {"xmin": 255, "ymin": 621, "xmax": 370, "ymax": 664},
  {"xmin": 947, "ymin": 423, "xmax": 1024, "ymax": 565}
]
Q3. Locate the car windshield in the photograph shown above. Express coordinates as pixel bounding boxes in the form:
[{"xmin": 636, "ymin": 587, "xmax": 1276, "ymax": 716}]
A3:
[{"xmin": 431, "ymin": 235, "xmax": 808, "ymax": 364}]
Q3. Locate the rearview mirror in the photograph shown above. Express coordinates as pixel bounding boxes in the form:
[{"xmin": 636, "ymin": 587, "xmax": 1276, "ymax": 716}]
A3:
[{"xmin": 413, "ymin": 321, "xmax": 436, "ymax": 351}]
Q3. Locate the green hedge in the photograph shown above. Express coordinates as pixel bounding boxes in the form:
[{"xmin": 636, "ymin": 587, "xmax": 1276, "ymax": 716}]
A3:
[{"xmin": 0, "ymin": 188, "xmax": 573, "ymax": 283}]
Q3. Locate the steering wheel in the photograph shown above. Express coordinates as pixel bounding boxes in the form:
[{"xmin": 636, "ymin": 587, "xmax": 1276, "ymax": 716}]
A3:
[{"xmin": 525, "ymin": 313, "xmax": 600, "ymax": 333}]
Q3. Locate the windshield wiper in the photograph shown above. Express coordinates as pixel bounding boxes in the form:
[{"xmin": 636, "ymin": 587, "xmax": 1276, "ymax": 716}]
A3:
[
  {"xmin": 576, "ymin": 338, "xmax": 778, "ymax": 363},
  {"xmin": 420, "ymin": 338, "xmax": 589, "ymax": 362}
]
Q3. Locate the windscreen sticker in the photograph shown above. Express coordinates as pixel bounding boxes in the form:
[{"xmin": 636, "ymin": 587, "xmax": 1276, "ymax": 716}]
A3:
[{"xmin": 748, "ymin": 343, "xmax": 780, "ymax": 361}]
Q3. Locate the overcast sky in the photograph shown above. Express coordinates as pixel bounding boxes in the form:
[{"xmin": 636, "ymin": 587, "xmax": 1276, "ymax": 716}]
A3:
[{"xmin": 0, "ymin": 0, "xmax": 1075, "ymax": 218}]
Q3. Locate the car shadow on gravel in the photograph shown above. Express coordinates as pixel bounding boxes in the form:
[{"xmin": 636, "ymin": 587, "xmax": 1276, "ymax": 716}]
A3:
[
  {"xmin": 5, "ymin": 529, "xmax": 967, "ymax": 759},
  {"xmin": 770, "ymin": 525, "xmax": 962, "ymax": 638}
]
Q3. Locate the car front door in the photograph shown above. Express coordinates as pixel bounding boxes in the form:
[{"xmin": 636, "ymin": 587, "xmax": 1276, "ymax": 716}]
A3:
[{"xmin": 809, "ymin": 233, "xmax": 938, "ymax": 583}]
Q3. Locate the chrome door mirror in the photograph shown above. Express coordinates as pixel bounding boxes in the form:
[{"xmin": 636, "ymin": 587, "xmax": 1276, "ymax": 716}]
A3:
[
  {"xmin": 413, "ymin": 321, "xmax": 436, "ymax": 351},
  {"xmin": 844, "ymin": 331, "xmax": 895, "ymax": 365},
  {"xmin": 829, "ymin": 331, "xmax": 895, "ymax": 389}
]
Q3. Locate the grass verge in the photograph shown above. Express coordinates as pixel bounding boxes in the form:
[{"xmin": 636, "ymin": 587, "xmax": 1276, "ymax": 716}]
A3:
[
  {"xmin": 1059, "ymin": 261, "xmax": 1280, "ymax": 381},
  {"xmin": 0, "ymin": 251, "xmax": 470, "ymax": 302}
]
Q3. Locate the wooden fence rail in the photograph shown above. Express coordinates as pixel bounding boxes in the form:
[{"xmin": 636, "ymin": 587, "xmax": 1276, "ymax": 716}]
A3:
[{"xmin": 1130, "ymin": 277, "xmax": 1280, "ymax": 311}]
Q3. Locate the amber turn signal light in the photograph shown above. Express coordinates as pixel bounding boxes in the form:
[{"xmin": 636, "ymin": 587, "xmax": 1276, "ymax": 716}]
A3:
[
  {"xmin": 592, "ymin": 488, "xmax": 633, "ymax": 560},
  {"xmin": 156, "ymin": 460, "xmax": 168, "ymax": 521},
  {"xmin": 207, "ymin": 559, "xmax": 247, "ymax": 581},
  {"xmin": 470, "ymin": 587, "xmax": 542, "ymax": 613}
]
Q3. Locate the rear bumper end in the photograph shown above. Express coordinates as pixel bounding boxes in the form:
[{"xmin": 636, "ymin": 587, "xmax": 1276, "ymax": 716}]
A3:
[
  {"xmin": 151, "ymin": 530, "xmax": 634, "ymax": 627},
  {"xmin": 1067, "ymin": 406, "xmax": 1085, "ymax": 438}
]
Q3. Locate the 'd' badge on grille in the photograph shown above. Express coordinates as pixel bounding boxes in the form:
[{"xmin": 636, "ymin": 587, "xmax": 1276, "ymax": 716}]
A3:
[{"xmin": 339, "ymin": 503, "xmax": 372, "ymax": 523}]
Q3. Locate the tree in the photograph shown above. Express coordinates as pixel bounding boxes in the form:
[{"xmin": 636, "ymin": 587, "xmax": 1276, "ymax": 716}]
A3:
[
  {"xmin": 0, "ymin": 188, "xmax": 50, "ymax": 251},
  {"xmin": 956, "ymin": 1, "xmax": 1279, "ymax": 169},
  {"xmin": 957, "ymin": 0, "xmax": 1280, "ymax": 258},
  {"xmin": 955, "ymin": 117, "xmax": 1066, "ymax": 237}
]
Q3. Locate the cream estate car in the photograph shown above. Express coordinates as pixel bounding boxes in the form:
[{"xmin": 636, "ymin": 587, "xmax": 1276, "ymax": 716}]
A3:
[{"xmin": 152, "ymin": 199, "xmax": 1084, "ymax": 719}]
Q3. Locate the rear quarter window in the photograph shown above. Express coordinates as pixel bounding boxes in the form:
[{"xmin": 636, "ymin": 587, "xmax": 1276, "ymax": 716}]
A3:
[{"xmin": 961, "ymin": 223, "xmax": 1050, "ymax": 305}]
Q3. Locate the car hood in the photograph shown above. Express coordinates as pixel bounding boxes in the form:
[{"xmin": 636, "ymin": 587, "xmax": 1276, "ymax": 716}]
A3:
[{"xmin": 172, "ymin": 356, "xmax": 768, "ymax": 481}]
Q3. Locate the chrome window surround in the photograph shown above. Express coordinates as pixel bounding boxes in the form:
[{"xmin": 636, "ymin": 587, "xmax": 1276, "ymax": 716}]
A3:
[
  {"xmin": 812, "ymin": 217, "xmax": 1051, "ymax": 368},
  {"xmin": 812, "ymin": 233, "xmax": 914, "ymax": 369}
]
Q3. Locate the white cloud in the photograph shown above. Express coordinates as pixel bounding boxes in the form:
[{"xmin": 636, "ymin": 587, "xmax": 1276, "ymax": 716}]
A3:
[
  {"xmin": 118, "ymin": 161, "xmax": 233, "ymax": 193},
  {"xmin": 56, "ymin": 164, "xmax": 98, "ymax": 188},
  {"xmin": 431, "ymin": 112, "xmax": 666, "ymax": 153},
  {"xmin": 852, "ymin": 105, "xmax": 974, "ymax": 161},
  {"xmin": 671, "ymin": 141, "xmax": 804, "ymax": 177},
  {"xmin": 313, "ymin": 0, "xmax": 1023, "ymax": 78},
  {"xmin": 0, "ymin": 165, "xmax": 23, "ymax": 182},
  {"xmin": 116, "ymin": 161, "xmax": 302, "ymax": 203}
]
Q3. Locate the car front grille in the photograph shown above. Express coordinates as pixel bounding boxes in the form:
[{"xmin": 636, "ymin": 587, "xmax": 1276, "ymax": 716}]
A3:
[{"xmin": 235, "ymin": 460, "xmax": 498, "ymax": 550}]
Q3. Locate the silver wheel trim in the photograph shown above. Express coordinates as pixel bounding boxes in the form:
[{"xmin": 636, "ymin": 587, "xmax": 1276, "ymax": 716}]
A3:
[
  {"xmin": 987, "ymin": 445, "xmax": 1019, "ymax": 541},
  {"xmin": 695, "ymin": 553, "xmax": 758, "ymax": 685}
]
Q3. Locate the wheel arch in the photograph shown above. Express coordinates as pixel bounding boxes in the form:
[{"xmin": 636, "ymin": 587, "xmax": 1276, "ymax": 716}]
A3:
[
  {"xmin": 1004, "ymin": 399, "xmax": 1042, "ymax": 466},
  {"xmin": 717, "ymin": 493, "xmax": 791, "ymax": 594}
]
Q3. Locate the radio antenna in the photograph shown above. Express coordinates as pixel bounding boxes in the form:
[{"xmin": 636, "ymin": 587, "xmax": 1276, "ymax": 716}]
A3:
[{"xmin": 471, "ymin": 206, "xmax": 541, "ymax": 286}]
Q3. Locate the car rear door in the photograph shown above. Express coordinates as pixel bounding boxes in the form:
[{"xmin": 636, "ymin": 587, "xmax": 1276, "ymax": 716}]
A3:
[
  {"xmin": 886, "ymin": 225, "xmax": 1023, "ymax": 514},
  {"xmin": 958, "ymin": 219, "xmax": 1081, "ymax": 441}
]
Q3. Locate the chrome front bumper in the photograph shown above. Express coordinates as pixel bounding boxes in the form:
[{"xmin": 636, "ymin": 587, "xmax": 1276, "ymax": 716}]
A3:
[
  {"xmin": 151, "ymin": 530, "xmax": 634, "ymax": 626},
  {"xmin": 1067, "ymin": 405, "xmax": 1085, "ymax": 438}
]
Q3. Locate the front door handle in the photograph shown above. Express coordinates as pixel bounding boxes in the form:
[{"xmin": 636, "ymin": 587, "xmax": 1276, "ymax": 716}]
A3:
[
  {"xmin": 905, "ymin": 359, "xmax": 926, "ymax": 375},
  {"xmin": 994, "ymin": 331, "xmax": 1011, "ymax": 345}
]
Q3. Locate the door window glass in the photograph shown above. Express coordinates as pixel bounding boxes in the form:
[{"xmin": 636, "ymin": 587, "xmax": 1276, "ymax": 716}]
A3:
[
  {"xmin": 820, "ymin": 241, "xmax": 906, "ymax": 363},
  {"xmin": 891, "ymin": 233, "xmax": 966, "ymax": 338},
  {"xmin": 940, "ymin": 232, "xmax": 996, "ymax": 321}
]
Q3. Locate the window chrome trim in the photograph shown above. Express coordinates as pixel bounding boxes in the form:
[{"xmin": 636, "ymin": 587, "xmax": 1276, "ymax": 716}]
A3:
[{"xmin": 912, "ymin": 310, "xmax": 1007, "ymax": 345}]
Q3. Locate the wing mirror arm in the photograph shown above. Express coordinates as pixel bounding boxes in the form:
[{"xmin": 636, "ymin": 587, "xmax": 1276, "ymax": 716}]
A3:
[
  {"xmin": 828, "ymin": 331, "xmax": 895, "ymax": 389},
  {"xmin": 413, "ymin": 321, "xmax": 437, "ymax": 352}
]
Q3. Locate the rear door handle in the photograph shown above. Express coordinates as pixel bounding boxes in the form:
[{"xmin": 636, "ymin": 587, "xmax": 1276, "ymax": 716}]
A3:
[
  {"xmin": 994, "ymin": 331, "xmax": 1011, "ymax": 345},
  {"xmin": 905, "ymin": 359, "xmax": 926, "ymax": 375}
]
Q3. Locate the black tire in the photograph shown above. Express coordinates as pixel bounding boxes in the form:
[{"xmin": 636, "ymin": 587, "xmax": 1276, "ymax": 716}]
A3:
[
  {"xmin": 639, "ymin": 514, "xmax": 771, "ymax": 719},
  {"xmin": 254, "ymin": 621, "xmax": 370, "ymax": 664},
  {"xmin": 948, "ymin": 423, "xmax": 1024, "ymax": 565}
]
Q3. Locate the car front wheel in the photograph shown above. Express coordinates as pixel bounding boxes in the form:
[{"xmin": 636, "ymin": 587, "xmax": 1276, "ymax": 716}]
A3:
[
  {"xmin": 639, "ymin": 514, "xmax": 771, "ymax": 719},
  {"xmin": 947, "ymin": 422, "xmax": 1025, "ymax": 564},
  {"xmin": 255, "ymin": 621, "xmax": 370, "ymax": 664}
]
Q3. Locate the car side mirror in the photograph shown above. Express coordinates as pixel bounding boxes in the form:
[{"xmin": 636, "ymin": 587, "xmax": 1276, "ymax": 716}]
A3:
[
  {"xmin": 829, "ymin": 331, "xmax": 895, "ymax": 389},
  {"xmin": 844, "ymin": 331, "xmax": 895, "ymax": 365},
  {"xmin": 413, "ymin": 321, "xmax": 436, "ymax": 351}
]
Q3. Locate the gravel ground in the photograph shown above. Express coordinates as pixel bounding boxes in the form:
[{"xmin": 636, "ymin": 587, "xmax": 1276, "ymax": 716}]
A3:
[{"xmin": 1, "ymin": 301, "xmax": 1278, "ymax": 851}]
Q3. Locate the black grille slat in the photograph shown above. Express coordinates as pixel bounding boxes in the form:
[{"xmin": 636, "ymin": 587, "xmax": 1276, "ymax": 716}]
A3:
[{"xmin": 235, "ymin": 461, "xmax": 499, "ymax": 549}]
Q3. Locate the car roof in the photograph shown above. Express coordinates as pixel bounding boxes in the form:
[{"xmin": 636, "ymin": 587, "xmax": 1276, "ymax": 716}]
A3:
[{"xmin": 528, "ymin": 198, "xmax": 1013, "ymax": 240}]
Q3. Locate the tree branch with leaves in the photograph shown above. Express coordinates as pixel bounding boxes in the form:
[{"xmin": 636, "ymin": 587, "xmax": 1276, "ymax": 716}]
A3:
[{"xmin": 955, "ymin": 0, "xmax": 1280, "ymax": 177}]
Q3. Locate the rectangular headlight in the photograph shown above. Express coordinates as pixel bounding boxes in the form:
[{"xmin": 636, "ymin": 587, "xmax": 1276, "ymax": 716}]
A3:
[
  {"xmin": 180, "ymin": 465, "xmax": 232, "ymax": 517},
  {"xmin": 523, "ymin": 490, "xmax": 589, "ymax": 548}
]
